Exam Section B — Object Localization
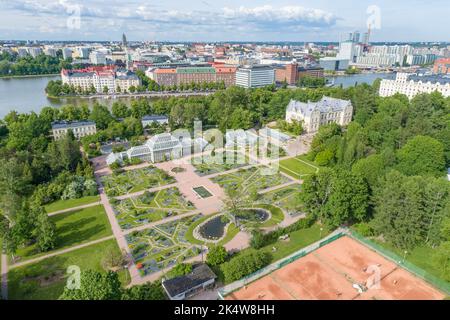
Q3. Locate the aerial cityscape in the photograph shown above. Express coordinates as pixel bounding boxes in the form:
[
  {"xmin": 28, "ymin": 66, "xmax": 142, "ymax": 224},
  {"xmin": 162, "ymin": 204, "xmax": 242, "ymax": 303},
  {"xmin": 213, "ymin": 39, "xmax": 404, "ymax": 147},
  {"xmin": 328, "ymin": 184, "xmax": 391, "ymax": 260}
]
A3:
[{"xmin": 0, "ymin": 0, "xmax": 449, "ymax": 310}]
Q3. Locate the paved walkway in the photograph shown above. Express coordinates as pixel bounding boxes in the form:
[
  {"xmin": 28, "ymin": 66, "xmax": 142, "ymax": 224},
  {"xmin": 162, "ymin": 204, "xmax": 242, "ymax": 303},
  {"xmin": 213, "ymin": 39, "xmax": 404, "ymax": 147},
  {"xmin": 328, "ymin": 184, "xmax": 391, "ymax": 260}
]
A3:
[
  {"xmin": 47, "ymin": 201, "xmax": 102, "ymax": 216},
  {"xmin": 9, "ymin": 235, "xmax": 115, "ymax": 269},
  {"xmin": 224, "ymin": 231, "xmax": 250, "ymax": 253},
  {"xmin": 94, "ymin": 173, "xmax": 141, "ymax": 285},
  {"xmin": 1, "ymin": 253, "xmax": 8, "ymax": 300}
]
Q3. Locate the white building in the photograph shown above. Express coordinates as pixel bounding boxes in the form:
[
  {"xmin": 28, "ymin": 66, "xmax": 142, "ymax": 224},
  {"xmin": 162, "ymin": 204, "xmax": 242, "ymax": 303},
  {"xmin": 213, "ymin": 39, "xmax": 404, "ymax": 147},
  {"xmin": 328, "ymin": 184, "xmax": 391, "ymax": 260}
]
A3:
[
  {"xmin": 319, "ymin": 57, "xmax": 349, "ymax": 71},
  {"xmin": 62, "ymin": 48, "xmax": 73, "ymax": 60},
  {"xmin": 106, "ymin": 133, "xmax": 208, "ymax": 165},
  {"xmin": 286, "ymin": 96, "xmax": 353, "ymax": 133},
  {"xmin": 61, "ymin": 67, "xmax": 140, "ymax": 94},
  {"xmin": 379, "ymin": 73, "xmax": 450, "ymax": 100},
  {"xmin": 51, "ymin": 121, "xmax": 97, "ymax": 141},
  {"xmin": 89, "ymin": 50, "xmax": 107, "ymax": 65},
  {"xmin": 236, "ymin": 65, "xmax": 275, "ymax": 88},
  {"xmin": 141, "ymin": 115, "xmax": 169, "ymax": 128}
]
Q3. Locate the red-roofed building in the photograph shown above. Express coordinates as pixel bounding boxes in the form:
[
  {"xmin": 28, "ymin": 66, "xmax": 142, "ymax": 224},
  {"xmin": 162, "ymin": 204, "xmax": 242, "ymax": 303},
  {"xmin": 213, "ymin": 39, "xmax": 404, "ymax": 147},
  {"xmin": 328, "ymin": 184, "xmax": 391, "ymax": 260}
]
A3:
[{"xmin": 433, "ymin": 58, "xmax": 450, "ymax": 74}]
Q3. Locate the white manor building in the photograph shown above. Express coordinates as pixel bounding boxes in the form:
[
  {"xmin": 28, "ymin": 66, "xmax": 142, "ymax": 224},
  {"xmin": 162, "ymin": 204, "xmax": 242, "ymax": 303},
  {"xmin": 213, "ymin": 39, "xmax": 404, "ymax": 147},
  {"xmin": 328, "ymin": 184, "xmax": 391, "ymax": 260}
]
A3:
[
  {"xmin": 379, "ymin": 73, "xmax": 450, "ymax": 100},
  {"xmin": 51, "ymin": 121, "xmax": 97, "ymax": 141},
  {"xmin": 285, "ymin": 96, "xmax": 353, "ymax": 133}
]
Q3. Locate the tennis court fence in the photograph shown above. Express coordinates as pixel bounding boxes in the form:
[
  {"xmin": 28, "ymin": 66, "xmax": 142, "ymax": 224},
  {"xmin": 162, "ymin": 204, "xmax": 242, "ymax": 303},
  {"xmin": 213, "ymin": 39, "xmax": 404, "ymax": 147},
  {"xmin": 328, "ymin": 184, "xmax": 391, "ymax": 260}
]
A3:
[
  {"xmin": 349, "ymin": 230, "xmax": 450, "ymax": 296},
  {"xmin": 218, "ymin": 228, "xmax": 346, "ymax": 299}
]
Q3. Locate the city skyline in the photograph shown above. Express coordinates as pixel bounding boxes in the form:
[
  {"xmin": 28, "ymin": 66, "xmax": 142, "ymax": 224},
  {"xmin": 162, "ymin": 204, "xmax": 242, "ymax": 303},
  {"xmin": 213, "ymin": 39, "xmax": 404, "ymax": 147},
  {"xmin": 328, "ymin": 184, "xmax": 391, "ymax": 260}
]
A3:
[{"xmin": 0, "ymin": 0, "xmax": 449, "ymax": 42}]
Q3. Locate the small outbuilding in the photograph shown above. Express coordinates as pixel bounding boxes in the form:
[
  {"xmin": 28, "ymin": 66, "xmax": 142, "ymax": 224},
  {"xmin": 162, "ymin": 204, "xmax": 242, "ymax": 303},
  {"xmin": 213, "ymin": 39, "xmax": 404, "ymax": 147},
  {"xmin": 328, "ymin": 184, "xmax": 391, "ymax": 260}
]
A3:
[{"xmin": 162, "ymin": 263, "xmax": 217, "ymax": 300}]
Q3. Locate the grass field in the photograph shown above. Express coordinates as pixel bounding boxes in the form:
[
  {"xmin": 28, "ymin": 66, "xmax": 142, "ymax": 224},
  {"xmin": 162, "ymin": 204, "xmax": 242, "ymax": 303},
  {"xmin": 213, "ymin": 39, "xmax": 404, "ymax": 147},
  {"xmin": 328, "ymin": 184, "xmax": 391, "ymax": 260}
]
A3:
[
  {"xmin": 12, "ymin": 205, "xmax": 112, "ymax": 263},
  {"xmin": 8, "ymin": 239, "xmax": 129, "ymax": 300},
  {"xmin": 279, "ymin": 155, "xmax": 319, "ymax": 179},
  {"xmin": 374, "ymin": 241, "xmax": 446, "ymax": 282},
  {"xmin": 44, "ymin": 195, "xmax": 100, "ymax": 213}
]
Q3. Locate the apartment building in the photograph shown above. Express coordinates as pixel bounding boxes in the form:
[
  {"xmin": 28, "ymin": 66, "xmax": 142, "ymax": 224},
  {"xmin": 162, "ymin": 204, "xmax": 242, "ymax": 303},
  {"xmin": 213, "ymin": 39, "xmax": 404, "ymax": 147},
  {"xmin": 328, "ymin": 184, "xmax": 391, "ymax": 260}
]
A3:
[
  {"xmin": 61, "ymin": 66, "xmax": 140, "ymax": 93},
  {"xmin": 379, "ymin": 73, "xmax": 450, "ymax": 99},
  {"xmin": 147, "ymin": 65, "xmax": 236, "ymax": 87}
]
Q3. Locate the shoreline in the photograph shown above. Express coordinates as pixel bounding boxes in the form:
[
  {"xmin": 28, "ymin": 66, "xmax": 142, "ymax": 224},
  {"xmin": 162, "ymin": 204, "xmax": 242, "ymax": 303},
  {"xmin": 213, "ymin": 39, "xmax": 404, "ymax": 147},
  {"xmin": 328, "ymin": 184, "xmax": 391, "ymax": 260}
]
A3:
[
  {"xmin": 46, "ymin": 90, "xmax": 217, "ymax": 100},
  {"xmin": 0, "ymin": 73, "xmax": 60, "ymax": 80}
]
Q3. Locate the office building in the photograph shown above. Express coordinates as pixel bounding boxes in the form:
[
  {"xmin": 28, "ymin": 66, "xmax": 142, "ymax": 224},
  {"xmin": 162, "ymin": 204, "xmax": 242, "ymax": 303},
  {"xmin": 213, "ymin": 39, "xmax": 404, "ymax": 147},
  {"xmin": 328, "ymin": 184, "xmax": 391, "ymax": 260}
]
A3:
[
  {"xmin": 235, "ymin": 65, "xmax": 275, "ymax": 88},
  {"xmin": 319, "ymin": 57, "xmax": 349, "ymax": 71}
]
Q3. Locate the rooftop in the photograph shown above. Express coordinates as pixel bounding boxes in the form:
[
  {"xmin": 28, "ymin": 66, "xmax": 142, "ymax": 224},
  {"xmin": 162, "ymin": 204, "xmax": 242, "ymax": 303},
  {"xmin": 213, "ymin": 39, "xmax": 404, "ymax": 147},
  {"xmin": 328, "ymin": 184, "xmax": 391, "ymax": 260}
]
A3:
[
  {"xmin": 51, "ymin": 120, "xmax": 96, "ymax": 129},
  {"xmin": 162, "ymin": 264, "xmax": 216, "ymax": 298},
  {"xmin": 286, "ymin": 96, "xmax": 352, "ymax": 117}
]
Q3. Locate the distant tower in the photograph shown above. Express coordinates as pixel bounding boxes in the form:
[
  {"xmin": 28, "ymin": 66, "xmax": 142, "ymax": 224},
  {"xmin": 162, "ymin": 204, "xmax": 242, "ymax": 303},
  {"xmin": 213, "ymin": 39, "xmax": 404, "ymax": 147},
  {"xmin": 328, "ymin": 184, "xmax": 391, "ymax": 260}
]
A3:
[
  {"xmin": 352, "ymin": 31, "xmax": 361, "ymax": 43},
  {"xmin": 122, "ymin": 33, "xmax": 128, "ymax": 48}
]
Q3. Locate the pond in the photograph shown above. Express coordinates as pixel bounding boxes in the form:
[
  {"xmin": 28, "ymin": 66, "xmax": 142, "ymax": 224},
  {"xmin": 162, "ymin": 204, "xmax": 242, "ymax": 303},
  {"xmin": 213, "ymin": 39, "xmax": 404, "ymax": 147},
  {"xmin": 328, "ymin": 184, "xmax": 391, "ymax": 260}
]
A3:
[
  {"xmin": 199, "ymin": 215, "xmax": 229, "ymax": 240},
  {"xmin": 236, "ymin": 209, "xmax": 270, "ymax": 223}
]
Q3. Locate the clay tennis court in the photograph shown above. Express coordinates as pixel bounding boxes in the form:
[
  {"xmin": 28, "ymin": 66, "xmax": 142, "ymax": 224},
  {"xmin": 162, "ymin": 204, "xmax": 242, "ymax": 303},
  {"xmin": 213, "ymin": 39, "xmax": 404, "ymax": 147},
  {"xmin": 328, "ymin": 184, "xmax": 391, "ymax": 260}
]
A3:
[{"xmin": 226, "ymin": 236, "xmax": 445, "ymax": 300}]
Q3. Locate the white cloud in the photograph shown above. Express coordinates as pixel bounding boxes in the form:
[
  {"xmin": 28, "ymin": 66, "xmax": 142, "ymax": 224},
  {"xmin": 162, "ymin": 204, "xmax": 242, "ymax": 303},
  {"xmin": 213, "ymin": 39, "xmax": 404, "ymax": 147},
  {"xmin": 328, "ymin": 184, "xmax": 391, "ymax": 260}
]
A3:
[{"xmin": 0, "ymin": 0, "xmax": 339, "ymax": 34}]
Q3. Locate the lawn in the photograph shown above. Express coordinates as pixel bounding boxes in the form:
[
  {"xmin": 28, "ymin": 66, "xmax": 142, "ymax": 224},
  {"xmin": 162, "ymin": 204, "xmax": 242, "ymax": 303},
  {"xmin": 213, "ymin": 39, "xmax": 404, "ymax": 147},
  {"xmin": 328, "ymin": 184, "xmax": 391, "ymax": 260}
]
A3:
[
  {"xmin": 279, "ymin": 155, "xmax": 319, "ymax": 180},
  {"xmin": 8, "ymin": 239, "xmax": 129, "ymax": 300},
  {"xmin": 125, "ymin": 215, "xmax": 203, "ymax": 276},
  {"xmin": 101, "ymin": 166, "xmax": 176, "ymax": 197},
  {"xmin": 44, "ymin": 195, "xmax": 100, "ymax": 213},
  {"xmin": 12, "ymin": 205, "xmax": 112, "ymax": 263},
  {"xmin": 372, "ymin": 240, "xmax": 446, "ymax": 283},
  {"xmin": 211, "ymin": 166, "xmax": 292, "ymax": 195},
  {"xmin": 111, "ymin": 187, "xmax": 196, "ymax": 230}
]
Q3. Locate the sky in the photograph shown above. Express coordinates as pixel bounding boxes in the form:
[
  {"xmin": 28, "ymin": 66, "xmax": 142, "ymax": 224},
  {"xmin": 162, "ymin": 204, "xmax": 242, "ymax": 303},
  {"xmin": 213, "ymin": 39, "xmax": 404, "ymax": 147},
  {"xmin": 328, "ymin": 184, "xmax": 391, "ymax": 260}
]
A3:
[{"xmin": 0, "ymin": 0, "xmax": 448, "ymax": 42}]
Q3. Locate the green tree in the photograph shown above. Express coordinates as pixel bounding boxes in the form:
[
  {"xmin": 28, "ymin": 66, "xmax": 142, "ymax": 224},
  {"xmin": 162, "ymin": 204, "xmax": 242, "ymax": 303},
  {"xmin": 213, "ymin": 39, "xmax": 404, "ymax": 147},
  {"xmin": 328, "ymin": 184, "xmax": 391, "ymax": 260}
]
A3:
[
  {"xmin": 166, "ymin": 263, "xmax": 192, "ymax": 279},
  {"xmin": 34, "ymin": 207, "xmax": 56, "ymax": 252},
  {"xmin": 59, "ymin": 270, "xmax": 122, "ymax": 300},
  {"xmin": 221, "ymin": 251, "xmax": 271, "ymax": 283},
  {"xmin": 121, "ymin": 282, "xmax": 165, "ymax": 300},
  {"xmin": 396, "ymin": 135, "xmax": 445, "ymax": 177},
  {"xmin": 206, "ymin": 245, "xmax": 228, "ymax": 266},
  {"xmin": 432, "ymin": 241, "xmax": 450, "ymax": 281}
]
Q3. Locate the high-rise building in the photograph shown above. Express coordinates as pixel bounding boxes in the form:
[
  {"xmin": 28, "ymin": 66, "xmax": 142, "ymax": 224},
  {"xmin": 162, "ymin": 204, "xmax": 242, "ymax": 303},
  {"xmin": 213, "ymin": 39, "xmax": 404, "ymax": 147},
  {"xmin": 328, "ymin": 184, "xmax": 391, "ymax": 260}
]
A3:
[
  {"xmin": 122, "ymin": 33, "xmax": 128, "ymax": 48},
  {"xmin": 352, "ymin": 31, "xmax": 361, "ymax": 43},
  {"xmin": 62, "ymin": 47, "xmax": 73, "ymax": 60}
]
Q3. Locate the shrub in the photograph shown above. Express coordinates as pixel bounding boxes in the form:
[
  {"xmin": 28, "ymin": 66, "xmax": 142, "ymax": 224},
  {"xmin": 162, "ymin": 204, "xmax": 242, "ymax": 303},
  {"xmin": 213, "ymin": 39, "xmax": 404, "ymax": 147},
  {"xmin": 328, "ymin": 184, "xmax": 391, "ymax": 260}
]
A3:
[
  {"xmin": 206, "ymin": 245, "xmax": 228, "ymax": 266},
  {"xmin": 352, "ymin": 222, "xmax": 375, "ymax": 237},
  {"xmin": 221, "ymin": 251, "xmax": 271, "ymax": 283}
]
